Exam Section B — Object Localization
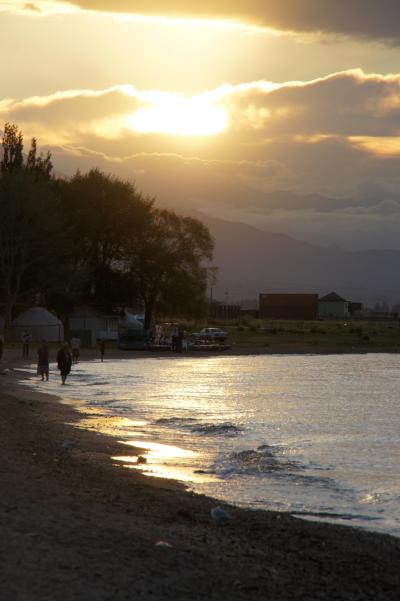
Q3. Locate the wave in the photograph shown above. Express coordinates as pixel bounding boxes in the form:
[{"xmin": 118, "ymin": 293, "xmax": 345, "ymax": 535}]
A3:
[
  {"xmin": 154, "ymin": 417, "xmax": 242, "ymax": 437},
  {"xmin": 191, "ymin": 423, "xmax": 243, "ymax": 436},
  {"xmin": 155, "ymin": 417, "xmax": 198, "ymax": 426},
  {"xmin": 232, "ymin": 448, "xmax": 300, "ymax": 472},
  {"xmin": 291, "ymin": 510, "xmax": 382, "ymax": 522},
  {"xmin": 212, "ymin": 445, "xmax": 308, "ymax": 478}
]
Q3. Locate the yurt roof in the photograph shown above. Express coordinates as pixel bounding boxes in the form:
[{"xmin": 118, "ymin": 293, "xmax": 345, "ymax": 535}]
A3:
[{"xmin": 12, "ymin": 307, "xmax": 62, "ymax": 327}]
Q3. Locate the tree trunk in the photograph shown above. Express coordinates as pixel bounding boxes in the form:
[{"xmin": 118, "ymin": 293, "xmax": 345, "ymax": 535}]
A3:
[
  {"xmin": 4, "ymin": 299, "xmax": 14, "ymax": 342},
  {"xmin": 144, "ymin": 298, "xmax": 155, "ymax": 331}
]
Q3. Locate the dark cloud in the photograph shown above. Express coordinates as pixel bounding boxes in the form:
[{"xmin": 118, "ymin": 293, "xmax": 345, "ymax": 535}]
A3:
[{"xmin": 66, "ymin": 0, "xmax": 400, "ymax": 44}]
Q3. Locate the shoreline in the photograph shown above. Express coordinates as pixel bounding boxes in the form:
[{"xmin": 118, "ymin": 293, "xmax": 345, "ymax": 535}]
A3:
[
  {"xmin": 1, "ymin": 343, "xmax": 400, "ymax": 370},
  {"xmin": 1, "ymin": 355, "xmax": 400, "ymax": 599}
]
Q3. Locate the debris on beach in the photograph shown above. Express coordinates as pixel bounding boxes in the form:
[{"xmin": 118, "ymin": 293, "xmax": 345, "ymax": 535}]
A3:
[
  {"xmin": 62, "ymin": 439, "xmax": 76, "ymax": 450},
  {"xmin": 210, "ymin": 506, "xmax": 232, "ymax": 526},
  {"xmin": 155, "ymin": 541, "xmax": 173, "ymax": 548}
]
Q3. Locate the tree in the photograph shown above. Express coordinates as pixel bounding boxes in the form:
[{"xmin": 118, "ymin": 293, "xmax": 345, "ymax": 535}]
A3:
[
  {"xmin": 58, "ymin": 169, "xmax": 152, "ymax": 311},
  {"xmin": 26, "ymin": 138, "xmax": 53, "ymax": 182},
  {"xmin": 59, "ymin": 170, "xmax": 215, "ymax": 324},
  {"xmin": 1, "ymin": 123, "xmax": 23, "ymax": 174},
  {"xmin": 0, "ymin": 127, "xmax": 216, "ymax": 334},
  {"xmin": 125, "ymin": 207, "xmax": 214, "ymax": 329},
  {"xmin": 0, "ymin": 124, "xmax": 61, "ymax": 336}
]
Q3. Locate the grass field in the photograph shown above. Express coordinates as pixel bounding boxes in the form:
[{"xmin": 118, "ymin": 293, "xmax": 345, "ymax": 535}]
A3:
[
  {"xmin": 3, "ymin": 319, "xmax": 399, "ymax": 353},
  {"xmin": 202, "ymin": 319, "xmax": 400, "ymax": 350}
]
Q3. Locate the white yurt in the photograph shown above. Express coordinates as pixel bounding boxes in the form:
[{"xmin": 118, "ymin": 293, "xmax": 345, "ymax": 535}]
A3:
[{"xmin": 11, "ymin": 307, "xmax": 64, "ymax": 342}]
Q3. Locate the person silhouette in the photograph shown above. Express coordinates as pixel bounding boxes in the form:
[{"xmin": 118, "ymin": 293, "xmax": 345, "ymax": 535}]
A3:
[
  {"xmin": 56, "ymin": 342, "xmax": 72, "ymax": 385},
  {"xmin": 37, "ymin": 341, "xmax": 49, "ymax": 381},
  {"xmin": 21, "ymin": 330, "xmax": 31, "ymax": 359}
]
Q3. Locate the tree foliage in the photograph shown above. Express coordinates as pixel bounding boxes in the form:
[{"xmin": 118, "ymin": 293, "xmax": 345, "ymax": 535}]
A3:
[
  {"xmin": 125, "ymin": 208, "xmax": 214, "ymax": 328},
  {"xmin": 0, "ymin": 124, "xmax": 215, "ymax": 334},
  {"xmin": 0, "ymin": 124, "xmax": 63, "ymax": 335},
  {"xmin": 58, "ymin": 169, "xmax": 152, "ymax": 311},
  {"xmin": 1, "ymin": 123, "xmax": 23, "ymax": 174}
]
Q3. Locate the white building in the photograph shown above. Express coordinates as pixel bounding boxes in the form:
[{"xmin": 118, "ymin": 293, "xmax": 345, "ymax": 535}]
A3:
[
  {"xmin": 69, "ymin": 308, "xmax": 119, "ymax": 347},
  {"xmin": 318, "ymin": 292, "xmax": 350, "ymax": 319},
  {"xmin": 11, "ymin": 307, "xmax": 64, "ymax": 342}
]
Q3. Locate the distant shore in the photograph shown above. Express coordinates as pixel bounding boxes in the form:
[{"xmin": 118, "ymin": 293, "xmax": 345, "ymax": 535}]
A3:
[{"xmin": 0, "ymin": 351, "xmax": 399, "ymax": 600}]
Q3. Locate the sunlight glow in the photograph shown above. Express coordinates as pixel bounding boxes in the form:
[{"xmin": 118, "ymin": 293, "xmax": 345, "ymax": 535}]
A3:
[
  {"xmin": 126, "ymin": 93, "xmax": 228, "ymax": 136},
  {"xmin": 112, "ymin": 456, "xmax": 215, "ymax": 483},
  {"xmin": 122, "ymin": 439, "xmax": 195, "ymax": 459},
  {"xmin": 350, "ymin": 136, "xmax": 400, "ymax": 156},
  {"xmin": 113, "ymin": 441, "xmax": 217, "ymax": 483},
  {"xmin": 112, "ymin": 12, "xmax": 254, "ymax": 31}
]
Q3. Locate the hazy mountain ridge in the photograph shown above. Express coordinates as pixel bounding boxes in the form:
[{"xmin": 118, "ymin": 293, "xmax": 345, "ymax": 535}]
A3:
[{"xmin": 190, "ymin": 212, "xmax": 400, "ymax": 305}]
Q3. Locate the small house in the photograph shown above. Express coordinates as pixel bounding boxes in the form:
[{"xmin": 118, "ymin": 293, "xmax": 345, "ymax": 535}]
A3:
[
  {"xmin": 69, "ymin": 308, "xmax": 119, "ymax": 347},
  {"xmin": 318, "ymin": 292, "xmax": 350, "ymax": 319}
]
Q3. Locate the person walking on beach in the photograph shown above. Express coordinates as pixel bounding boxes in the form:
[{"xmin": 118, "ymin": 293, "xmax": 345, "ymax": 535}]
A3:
[
  {"xmin": 71, "ymin": 336, "xmax": 81, "ymax": 363},
  {"xmin": 171, "ymin": 324, "xmax": 178, "ymax": 352},
  {"xmin": 21, "ymin": 330, "xmax": 31, "ymax": 359},
  {"xmin": 100, "ymin": 338, "xmax": 106, "ymax": 362},
  {"xmin": 57, "ymin": 342, "xmax": 72, "ymax": 385},
  {"xmin": 37, "ymin": 341, "xmax": 49, "ymax": 381},
  {"xmin": 177, "ymin": 326, "xmax": 184, "ymax": 353}
]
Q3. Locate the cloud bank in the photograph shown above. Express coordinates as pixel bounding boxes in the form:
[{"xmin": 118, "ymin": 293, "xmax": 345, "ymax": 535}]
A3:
[
  {"xmin": 57, "ymin": 0, "xmax": 400, "ymax": 43},
  {"xmin": 2, "ymin": 68, "xmax": 400, "ymax": 249},
  {"xmin": 4, "ymin": 70, "xmax": 400, "ymax": 139}
]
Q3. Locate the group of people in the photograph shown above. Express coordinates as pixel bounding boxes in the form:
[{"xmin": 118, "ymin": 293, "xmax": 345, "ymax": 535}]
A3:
[
  {"xmin": 36, "ymin": 341, "xmax": 73, "ymax": 385},
  {"xmin": 150, "ymin": 324, "xmax": 185, "ymax": 352},
  {"xmin": 34, "ymin": 336, "xmax": 106, "ymax": 384}
]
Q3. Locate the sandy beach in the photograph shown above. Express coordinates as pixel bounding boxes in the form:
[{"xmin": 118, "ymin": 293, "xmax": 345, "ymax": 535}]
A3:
[{"xmin": 0, "ymin": 348, "xmax": 399, "ymax": 600}]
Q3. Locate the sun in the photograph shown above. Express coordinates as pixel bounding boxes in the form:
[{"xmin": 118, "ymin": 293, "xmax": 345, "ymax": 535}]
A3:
[{"xmin": 126, "ymin": 92, "xmax": 228, "ymax": 136}]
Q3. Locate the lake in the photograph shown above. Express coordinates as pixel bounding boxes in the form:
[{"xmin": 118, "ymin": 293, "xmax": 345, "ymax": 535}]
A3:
[{"xmin": 24, "ymin": 353, "xmax": 400, "ymax": 537}]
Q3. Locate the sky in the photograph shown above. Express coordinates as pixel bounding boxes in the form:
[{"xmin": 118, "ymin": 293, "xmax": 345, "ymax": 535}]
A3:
[{"xmin": 2, "ymin": 0, "xmax": 400, "ymax": 250}]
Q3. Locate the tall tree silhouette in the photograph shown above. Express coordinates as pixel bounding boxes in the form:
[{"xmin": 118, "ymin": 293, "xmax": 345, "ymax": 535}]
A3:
[
  {"xmin": 1, "ymin": 123, "xmax": 23, "ymax": 174},
  {"xmin": 0, "ymin": 124, "xmax": 60, "ymax": 336}
]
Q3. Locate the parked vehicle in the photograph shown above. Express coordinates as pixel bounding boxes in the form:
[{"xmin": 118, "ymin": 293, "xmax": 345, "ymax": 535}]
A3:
[{"xmin": 192, "ymin": 327, "xmax": 227, "ymax": 341}]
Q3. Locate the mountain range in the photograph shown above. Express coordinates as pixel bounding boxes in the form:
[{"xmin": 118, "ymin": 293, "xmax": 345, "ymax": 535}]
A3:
[{"xmin": 190, "ymin": 212, "xmax": 400, "ymax": 306}]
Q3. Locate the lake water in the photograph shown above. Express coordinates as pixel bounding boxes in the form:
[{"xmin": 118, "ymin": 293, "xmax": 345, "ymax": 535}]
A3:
[{"xmin": 23, "ymin": 353, "xmax": 400, "ymax": 537}]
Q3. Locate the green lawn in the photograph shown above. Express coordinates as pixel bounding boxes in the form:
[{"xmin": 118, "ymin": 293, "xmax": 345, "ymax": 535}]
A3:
[{"xmin": 201, "ymin": 319, "xmax": 400, "ymax": 350}]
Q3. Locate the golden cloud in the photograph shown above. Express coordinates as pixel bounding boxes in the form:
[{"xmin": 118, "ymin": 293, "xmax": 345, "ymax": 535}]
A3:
[
  {"xmin": 43, "ymin": 0, "xmax": 400, "ymax": 44},
  {"xmin": 2, "ymin": 69, "xmax": 400, "ymax": 211},
  {"xmin": 3, "ymin": 70, "xmax": 400, "ymax": 147}
]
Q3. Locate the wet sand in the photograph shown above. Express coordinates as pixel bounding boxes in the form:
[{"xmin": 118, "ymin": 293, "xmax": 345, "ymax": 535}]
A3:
[{"xmin": 0, "ymin": 350, "xmax": 399, "ymax": 600}]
